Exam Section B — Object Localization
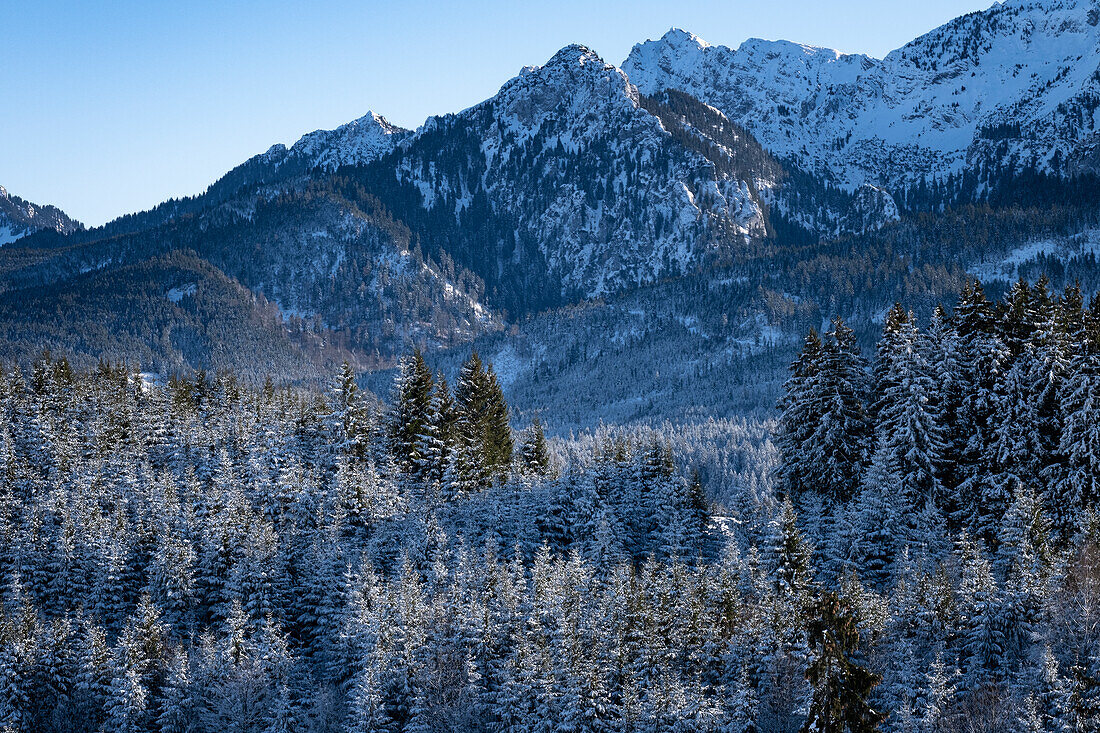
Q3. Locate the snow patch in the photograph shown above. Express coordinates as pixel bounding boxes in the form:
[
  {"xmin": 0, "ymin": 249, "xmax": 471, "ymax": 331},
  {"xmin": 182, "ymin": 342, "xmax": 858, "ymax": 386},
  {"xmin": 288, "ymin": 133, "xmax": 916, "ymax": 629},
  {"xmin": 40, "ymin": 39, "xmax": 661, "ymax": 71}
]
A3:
[
  {"xmin": 969, "ymin": 229, "xmax": 1100, "ymax": 282},
  {"xmin": 166, "ymin": 283, "xmax": 197, "ymax": 303}
]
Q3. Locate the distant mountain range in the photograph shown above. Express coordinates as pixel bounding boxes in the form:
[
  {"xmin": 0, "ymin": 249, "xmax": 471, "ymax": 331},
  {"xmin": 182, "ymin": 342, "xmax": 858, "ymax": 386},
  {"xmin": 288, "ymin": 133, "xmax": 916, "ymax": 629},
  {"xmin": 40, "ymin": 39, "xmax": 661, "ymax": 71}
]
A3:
[
  {"xmin": 626, "ymin": 0, "xmax": 1100, "ymax": 187},
  {"xmin": 3, "ymin": 0, "xmax": 1099, "ymax": 422}
]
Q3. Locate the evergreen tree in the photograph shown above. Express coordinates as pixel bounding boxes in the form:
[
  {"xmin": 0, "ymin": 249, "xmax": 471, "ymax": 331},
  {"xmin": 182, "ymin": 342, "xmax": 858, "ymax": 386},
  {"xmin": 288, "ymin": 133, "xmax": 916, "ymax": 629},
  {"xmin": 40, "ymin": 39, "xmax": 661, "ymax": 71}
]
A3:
[
  {"xmin": 453, "ymin": 352, "xmax": 514, "ymax": 488},
  {"xmin": 801, "ymin": 592, "xmax": 884, "ymax": 733},
  {"xmin": 1070, "ymin": 645, "xmax": 1100, "ymax": 733},
  {"xmin": 812, "ymin": 318, "xmax": 872, "ymax": 503},
  {"xmin": 390, "ymin": 350, "xmax": 435, "ymax": 475},
  {"xmin": 331, "ymin": 361, "xmax": 370, "ymax": 459},
  {"xmin": 413, "ymin": 376, "xmax": 455, "ymax": 490},
  {"xmin": 520, "ymin": 418, "xmax": 552, "ymax": 476},
  {"xmin": 873, "ymin": 312, "xmax": 947, "ymax": 511},
  {"xmin": 777, "ymin": 330, "xmax": 825, "ymax": 498},
  {"xmin": 482, "ymin": 367, "xmax": 514, "ymax": 478},
  {"xmin": 1048, "ymin": 351, "xmax": 1100, "ymax": 547},
  {"xmin": 767, "ymin": 499, "xmax": 814, "ymax": 603}
]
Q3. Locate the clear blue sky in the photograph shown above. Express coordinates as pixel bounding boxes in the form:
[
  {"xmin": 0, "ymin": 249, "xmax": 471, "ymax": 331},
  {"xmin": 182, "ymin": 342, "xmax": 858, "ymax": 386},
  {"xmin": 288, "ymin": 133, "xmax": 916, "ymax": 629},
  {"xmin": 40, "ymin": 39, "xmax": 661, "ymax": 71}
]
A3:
[{"xmin": 2, "ymin": 0, "xmax": 994, "ymax": 227}]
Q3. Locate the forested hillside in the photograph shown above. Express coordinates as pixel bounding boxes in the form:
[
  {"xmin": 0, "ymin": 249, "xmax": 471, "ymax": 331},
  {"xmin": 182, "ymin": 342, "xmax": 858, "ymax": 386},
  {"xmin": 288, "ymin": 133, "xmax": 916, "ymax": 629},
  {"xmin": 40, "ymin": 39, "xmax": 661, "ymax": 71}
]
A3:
[{"xmin": 1, "ymin": 272, "xmax": 1098, "ymax": 732}]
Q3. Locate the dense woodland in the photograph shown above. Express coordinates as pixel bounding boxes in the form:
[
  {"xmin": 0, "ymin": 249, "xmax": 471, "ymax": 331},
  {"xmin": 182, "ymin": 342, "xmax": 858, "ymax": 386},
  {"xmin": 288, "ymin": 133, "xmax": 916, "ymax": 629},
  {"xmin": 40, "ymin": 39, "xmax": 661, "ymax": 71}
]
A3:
[{"xmin": 0, "ymin": 275, "xmax": 1097, "ymax": 732}]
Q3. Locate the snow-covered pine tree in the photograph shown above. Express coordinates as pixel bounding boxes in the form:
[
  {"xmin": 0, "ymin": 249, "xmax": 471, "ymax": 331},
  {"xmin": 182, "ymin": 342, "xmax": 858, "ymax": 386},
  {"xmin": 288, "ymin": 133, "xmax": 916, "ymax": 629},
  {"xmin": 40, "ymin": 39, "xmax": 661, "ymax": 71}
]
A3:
[
  {"xmin": 777, "ymin": 329, "xmax": 825, "ymax": 498},
  {"xmin": 872, "ymin": 310, "xmax": 948, "ymax": 515},
  {"xmin": 520, "ymin": 417, "xmax": 552, "ymax": 476},
  {"xmin": 412, "ymin": 375, "xmax": 455, "ymax": 493},
  {"xmin": 389, "ymin": 349, "xmax": 435, "ymax": 476},
  {"xmin": 331, "ymin": 361, "xmax": 371, "ymax": 460},
  {"xmin": 1047, "ymin": 349, "xmax": 1100, "ymax": 547},
  {"xmin": 850, "ymin": 445, "xmax": 903, "ymax": 590},
  {"xmin": 954, "ymin": 281, "xmax": 1009, "ymax": 541},
  {"xmin": 811, "ymin": 317, "xmax": 872, "ymax": 503}
]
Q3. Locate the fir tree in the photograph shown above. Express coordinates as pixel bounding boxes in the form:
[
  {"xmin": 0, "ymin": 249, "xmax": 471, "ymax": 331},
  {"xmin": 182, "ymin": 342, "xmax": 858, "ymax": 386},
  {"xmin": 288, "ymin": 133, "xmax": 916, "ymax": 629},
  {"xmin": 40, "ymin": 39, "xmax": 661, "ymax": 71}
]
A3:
[
  {"xmin": 801, "ymin": 592, "xmax": 884, "ymax": 733},
  {"xmin": 389, "ymin": 350, "xmax": 436, "ymax": 475},
  {"xmin": 331, "ymin": 361, "xmax": 370, "ymax": 459},
  {"xmin": 811, "ymin": 318, "xmax": 872, "ymax": 503},
  {"xmin": 777, "ymin": 329, "xmax": 825, "ymax": 497},
  {"xmin": 520, "ymin": 418, "xmax": 552, "ymax": 476}
]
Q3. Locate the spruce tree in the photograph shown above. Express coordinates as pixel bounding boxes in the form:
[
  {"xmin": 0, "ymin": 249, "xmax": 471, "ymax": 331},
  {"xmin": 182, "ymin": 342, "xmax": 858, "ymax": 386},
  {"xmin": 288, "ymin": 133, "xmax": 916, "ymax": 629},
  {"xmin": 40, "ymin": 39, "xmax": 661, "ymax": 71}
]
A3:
[
  {"xmin": 331, "ymin": 361, "xmax": 370, "ymax": 459},
  {"xmin": 812, "ymin": 318, "xmax": 872, "ymax": 503},
  {"xmin": 1049, "ymin": 351, "xmax": 1100, "ymax": 547},
  {"xmin": 801, "ymin": 592, "xmax": 884, "ymax": 733},
  {"xmin": 453, "ymin": 352, "xmax": 514, "ymax": 488},
  {"xmin": 482, "ymin": 366, "xmax": 514, "ymax": 478},
  {"xmin": 413, "ymin": 376, "xmax": 455, "ymax": 490},
  {"xmin": 778, "ymin": 329, "xmax": 825, "ymax": 497},
  {"xmin": 520, "ymin": 418, "xmax": 551, "ymax": 476},
  {"xmin": 390, "ymin": 350, "xmax": 435, "ymax": 475},
  {"xmin": 872, "ymin": 312, "xmax": 947, "ymax": 512}
]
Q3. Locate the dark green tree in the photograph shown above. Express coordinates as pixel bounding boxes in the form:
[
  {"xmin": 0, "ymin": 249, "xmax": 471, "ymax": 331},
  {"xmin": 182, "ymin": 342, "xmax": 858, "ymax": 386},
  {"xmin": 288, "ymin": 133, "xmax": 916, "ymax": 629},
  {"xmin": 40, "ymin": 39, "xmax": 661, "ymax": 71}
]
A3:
[
  {"xmin": 777, "ymin": 329, "xmax": 825, "ymax": 497},
  {"xmin": 801, "ymin": 592, "xmax": 884, "ymax": 733},
  {"xmin": 482, "ymin": 366, "xmax": 514, "ymax": 475},
  {"xmin": 813, "ymin": 317, "xmax": 872, "ymax": 503},
  {"xmin": 453, "ymin": 352, "xmax": 513, "ymax": 485},
  {"xmin": 389, "ymin": 349, "xmax": 435, "ymax": 474}
]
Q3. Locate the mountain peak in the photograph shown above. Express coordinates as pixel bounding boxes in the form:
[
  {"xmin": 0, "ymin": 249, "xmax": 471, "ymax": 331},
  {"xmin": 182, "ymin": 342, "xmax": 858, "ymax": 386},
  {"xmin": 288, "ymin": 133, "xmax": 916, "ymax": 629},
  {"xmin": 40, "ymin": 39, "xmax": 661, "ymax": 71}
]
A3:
[
  {"xmin": 493, "ymin": 42, "xmax": 629, "ymax": 117},
  {"xmin": 542, "ymin": 43, "xmax": 609, "ymax": 70},
  {"xmin": 286, "ymin": 109, "xmax": 410, "ymax": 171},
  {"xmin": 658, "ymin": 28, "xmax": 710, "ymax": 50},
  {"xmin": 0, "ymin": 185, "xmax": 81, "ymax": 244}
]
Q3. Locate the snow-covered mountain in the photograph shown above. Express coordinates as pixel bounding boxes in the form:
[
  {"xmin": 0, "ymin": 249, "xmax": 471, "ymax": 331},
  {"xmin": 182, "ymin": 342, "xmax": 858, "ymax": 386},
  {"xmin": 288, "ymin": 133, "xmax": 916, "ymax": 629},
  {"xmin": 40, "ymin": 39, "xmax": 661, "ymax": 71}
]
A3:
[
  {"xmin": 367, "ymin": 46, "xmax": 809, "ymax": 305},
  {"xmin": 207, "ymin": 111, "xmax": 410, "ymax": 198},
  {"xmin": 262, "ymin": 110, "xmax": 410, "ymax": 173},
  {"xmin": 624, "ymin": 0, "xmax": 1100, "ymax": 189},
  {"xmin": 0, "ymin": 185, "xmax": 81, "ymax": 244},
  {"xmin": 6, "ymin": 1, "xmax": 1100, "ymax": 382}
]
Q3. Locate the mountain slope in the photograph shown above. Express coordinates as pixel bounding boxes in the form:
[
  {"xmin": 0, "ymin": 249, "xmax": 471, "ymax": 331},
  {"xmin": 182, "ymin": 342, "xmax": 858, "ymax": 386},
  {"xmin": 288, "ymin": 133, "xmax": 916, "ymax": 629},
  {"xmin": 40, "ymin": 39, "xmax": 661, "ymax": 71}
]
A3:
[
  {"xmin": 624, "ymin": 0, "xmax": 1100, "ymax": 189},
  {"xmin": 0, "ymin": 249, "xmax": 339, "ymax": 378},
  {"xmin": 337, "ymin": 45, "xmax": 889, "ymax": 314},
  {"xmin": 0, "ymin": 185, "xmax": 81, "ymax": 244},
  {"xmin": 0, "ymin": 183, "xmax": 498, "ymax": 371}
]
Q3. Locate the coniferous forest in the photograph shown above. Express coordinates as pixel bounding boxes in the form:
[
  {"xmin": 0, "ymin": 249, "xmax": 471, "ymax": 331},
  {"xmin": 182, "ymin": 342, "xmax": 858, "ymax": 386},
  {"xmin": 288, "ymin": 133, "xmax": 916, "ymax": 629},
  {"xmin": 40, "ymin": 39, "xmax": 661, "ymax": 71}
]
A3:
[{"xmin": 0, "ymin": 276, "xmax": 1095, "ymax": 732}]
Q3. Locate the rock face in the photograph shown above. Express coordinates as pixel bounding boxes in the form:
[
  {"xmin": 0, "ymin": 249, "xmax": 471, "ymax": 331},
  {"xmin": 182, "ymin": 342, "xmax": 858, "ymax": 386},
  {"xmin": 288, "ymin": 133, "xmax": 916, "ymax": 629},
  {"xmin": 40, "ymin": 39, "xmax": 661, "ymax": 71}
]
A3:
[
  {"xmin": 0, "ymin": 185, "xmax": 81, "ymax": 244},
  {"xmin": 207, "ymin": 111, "xmax": 411, "ymax": 196},
  {"xmin": 381, "ymin": 44, "xmax": 779, "ymax": 302},
  {"xmin": 624, "ymin": 0, "xmax": 1100, "ymax": 187}
]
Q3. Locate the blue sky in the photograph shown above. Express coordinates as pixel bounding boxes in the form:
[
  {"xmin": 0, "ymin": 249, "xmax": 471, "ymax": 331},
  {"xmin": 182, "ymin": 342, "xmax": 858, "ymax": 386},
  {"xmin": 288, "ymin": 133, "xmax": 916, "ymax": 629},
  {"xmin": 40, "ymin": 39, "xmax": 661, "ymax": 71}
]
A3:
[{"xmin": 2, "ymin": 0, "xmax": 993, "ymax": 226}]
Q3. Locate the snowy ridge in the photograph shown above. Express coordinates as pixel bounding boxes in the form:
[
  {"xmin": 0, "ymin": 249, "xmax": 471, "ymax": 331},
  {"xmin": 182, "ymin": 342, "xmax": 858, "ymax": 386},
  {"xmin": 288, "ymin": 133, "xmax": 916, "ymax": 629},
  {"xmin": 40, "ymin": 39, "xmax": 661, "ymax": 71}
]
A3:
[
  {"xmin": 624, "ymin": 0, "xmax": 1100, "ymax": 188},
  {"xmin": 258, "ymin": 111, "xmax": 410, "ymax": 174},
  {"xmin": 0, "ymin": 184, "xmax": 81, "ymax": 245},
  {"xmin": 392, "ymin": 45, "xmax": 771, "ymax": 298}
]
